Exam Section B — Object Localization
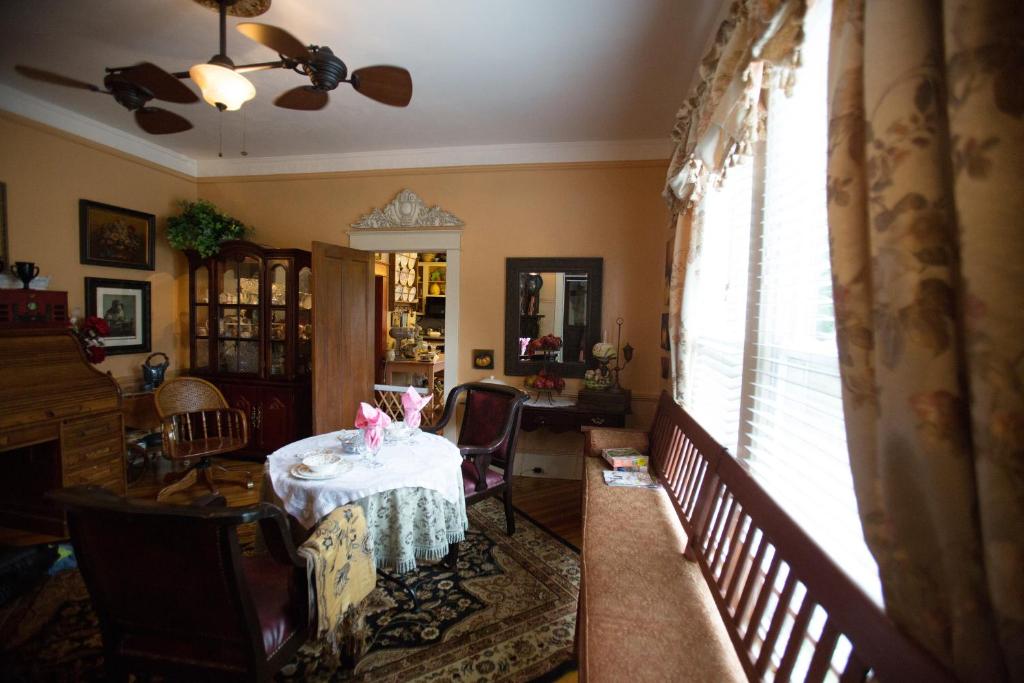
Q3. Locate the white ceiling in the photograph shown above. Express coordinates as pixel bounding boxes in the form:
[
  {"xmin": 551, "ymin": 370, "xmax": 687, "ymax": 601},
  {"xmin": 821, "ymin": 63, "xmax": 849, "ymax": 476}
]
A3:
[{"xmin": 0, "ymin": 0, "xmax": 722, "ymax": 170}]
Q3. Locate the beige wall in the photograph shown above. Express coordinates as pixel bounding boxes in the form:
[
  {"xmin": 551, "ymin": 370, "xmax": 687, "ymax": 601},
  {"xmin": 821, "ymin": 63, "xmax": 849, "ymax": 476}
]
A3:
[
  {"xmin": 1, "ymin": 112, "xmax": 670, "ymax": 416},
  {"xmin": 197, "ymin": 162, "xmax": 671, "ymax": 408},
  {"xmin": 0, "ymin": 113, "xmax": 195, "ymax": 384}
]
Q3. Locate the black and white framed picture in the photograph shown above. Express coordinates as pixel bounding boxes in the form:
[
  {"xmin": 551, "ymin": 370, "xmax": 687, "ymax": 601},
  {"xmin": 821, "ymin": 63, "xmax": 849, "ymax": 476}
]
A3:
[{"xmin": 85, "ymin": 277, "xmax": 151, "ymax": 355}]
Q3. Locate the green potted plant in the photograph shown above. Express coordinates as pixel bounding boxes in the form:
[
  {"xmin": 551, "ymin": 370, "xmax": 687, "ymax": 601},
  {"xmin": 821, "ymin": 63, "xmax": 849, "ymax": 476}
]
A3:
[{"xmin": 166, "ymin": 199, "xmax": 250, "ymax": 257}]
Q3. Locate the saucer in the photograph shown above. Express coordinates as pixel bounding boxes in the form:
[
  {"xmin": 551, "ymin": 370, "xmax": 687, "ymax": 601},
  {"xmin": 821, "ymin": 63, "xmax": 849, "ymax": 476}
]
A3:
[{"xmin": 290, "ymin": 462, "xmax": 352, "ymax": 480}]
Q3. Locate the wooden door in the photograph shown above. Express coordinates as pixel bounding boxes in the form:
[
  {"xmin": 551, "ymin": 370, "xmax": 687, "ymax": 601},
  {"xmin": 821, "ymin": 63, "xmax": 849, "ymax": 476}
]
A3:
[
  {"xmin": 374, "ymin": 274, "xmax": 388, "ymax": 384},
  {"xmin": 312, "ymin": 242, "xmax": 374, "ymax": 433}
]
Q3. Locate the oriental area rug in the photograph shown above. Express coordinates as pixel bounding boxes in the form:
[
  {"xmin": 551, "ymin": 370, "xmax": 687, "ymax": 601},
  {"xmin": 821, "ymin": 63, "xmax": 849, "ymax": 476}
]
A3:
[{"xmin": 0, "ymin": 499, "xmax": 580, "ymax": 682}]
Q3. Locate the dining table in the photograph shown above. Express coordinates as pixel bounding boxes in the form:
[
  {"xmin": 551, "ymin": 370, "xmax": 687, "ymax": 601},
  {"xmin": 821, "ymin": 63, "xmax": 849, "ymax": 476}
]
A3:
[{"xmin": 264, "ymin": 427, "xmax": 468, "ymax": 573}]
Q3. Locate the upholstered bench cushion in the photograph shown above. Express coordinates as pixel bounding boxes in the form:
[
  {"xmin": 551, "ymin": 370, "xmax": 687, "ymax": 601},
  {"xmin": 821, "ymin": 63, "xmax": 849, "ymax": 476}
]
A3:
[{"xmin": 579, "ymin": 457, "xmax": 745, "ymax": 682}]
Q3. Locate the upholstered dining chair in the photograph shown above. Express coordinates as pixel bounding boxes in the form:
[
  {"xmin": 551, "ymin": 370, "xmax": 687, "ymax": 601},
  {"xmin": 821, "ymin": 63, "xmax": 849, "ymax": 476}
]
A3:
[
  {"xmin": 154, "ymin": 377, "xmax": 253, "ymax": 501},
  {"xmin": 425, "ymin": 382, "xmax": 528, "ymax": 535},
  {"xmin": 48, "ymin": 485, "xmax": 309, "ymax": 682}
]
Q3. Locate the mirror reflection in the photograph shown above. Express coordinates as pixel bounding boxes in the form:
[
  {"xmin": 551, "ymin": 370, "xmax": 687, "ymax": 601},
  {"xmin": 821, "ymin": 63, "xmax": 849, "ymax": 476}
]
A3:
[
  {"xmin": 505, "ymin": 257, "xmax": 601, "ymax": 378},
  {"xmin": 517, "ymin": 272, "xmax": 590, "ymax": 364}
]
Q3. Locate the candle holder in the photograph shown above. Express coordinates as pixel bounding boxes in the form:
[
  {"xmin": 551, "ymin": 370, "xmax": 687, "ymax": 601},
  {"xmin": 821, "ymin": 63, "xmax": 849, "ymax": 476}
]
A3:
[{"xmin": 609, "ymin": 317, "xmax": 634, "ymax": 393}]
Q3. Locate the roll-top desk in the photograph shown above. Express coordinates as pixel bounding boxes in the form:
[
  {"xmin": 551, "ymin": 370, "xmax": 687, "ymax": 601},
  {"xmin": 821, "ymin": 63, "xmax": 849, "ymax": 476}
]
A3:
[{"xmin": 0, "ymin": 329, "xmax": 125, "ymax": 539}]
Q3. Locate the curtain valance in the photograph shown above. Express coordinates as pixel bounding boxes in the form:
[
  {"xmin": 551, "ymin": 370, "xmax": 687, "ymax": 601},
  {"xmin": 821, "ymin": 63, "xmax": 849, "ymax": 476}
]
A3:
[{"xmin": 663, "ymin": 0, "xmax": 808, "ymax": 213}]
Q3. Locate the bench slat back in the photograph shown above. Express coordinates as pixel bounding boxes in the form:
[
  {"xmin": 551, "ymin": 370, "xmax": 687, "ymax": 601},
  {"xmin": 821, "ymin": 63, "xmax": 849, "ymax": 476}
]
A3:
[{"xmin": 646, "ymin": 392, "xmax": 953, "ymax": 683}]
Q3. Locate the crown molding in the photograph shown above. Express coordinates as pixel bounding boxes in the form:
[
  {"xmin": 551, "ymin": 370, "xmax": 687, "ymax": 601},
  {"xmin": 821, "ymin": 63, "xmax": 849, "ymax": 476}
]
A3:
[
  {"xmin": 1, "ymin": 83, "xmax": 672, "ymax": 179},
  {"xmin": 195, "ymin": 138, "xmax": 673, "ymax": 178},
  {"xmin": 0, "ymin": 84, "xmax": 197, "ymax": 177}
]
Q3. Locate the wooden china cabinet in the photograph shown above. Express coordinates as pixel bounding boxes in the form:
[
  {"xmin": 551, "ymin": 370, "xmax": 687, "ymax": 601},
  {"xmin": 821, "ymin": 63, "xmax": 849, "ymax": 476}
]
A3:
[{"xmin": 187, "ymin": 240, "xmax": 312, "ymax": 457}]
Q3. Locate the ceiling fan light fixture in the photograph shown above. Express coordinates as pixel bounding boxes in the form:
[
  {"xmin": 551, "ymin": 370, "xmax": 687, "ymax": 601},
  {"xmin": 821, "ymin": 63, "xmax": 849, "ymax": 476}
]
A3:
[{"xmin": 188, "ymin": 62, "xmax": 255, "ymax": 111}]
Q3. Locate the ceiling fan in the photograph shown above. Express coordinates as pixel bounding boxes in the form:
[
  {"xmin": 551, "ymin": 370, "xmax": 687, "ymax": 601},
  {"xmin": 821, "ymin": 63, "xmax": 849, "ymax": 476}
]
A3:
[
  {"xmin": 235, "ymin": 23, "xmax": 412, "ymax": 111},
  {"xmin": 13, "ymin": 63, "xmax": 199, "ymax": 135},
  {"xmin": 12, "ymin": 0, "xmax": 413, "ymax": 135}
]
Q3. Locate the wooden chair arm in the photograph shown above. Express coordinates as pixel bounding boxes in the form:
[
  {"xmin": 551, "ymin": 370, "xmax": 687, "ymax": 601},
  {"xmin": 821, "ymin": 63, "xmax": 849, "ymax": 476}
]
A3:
[
  {"xmin": 189, "ymin": 494, "xmax": 228, "ymax": 508},
  {"xmin": 462, "ymin": 451, "xmax": 494, "ymax": 494},
  {"xmin": 582, "ymin": 426, "xmax": 650, "ymax": 458},
  {"xmin": 255, "ymin": 503, "xmax": 306, "ymax": 571},
  {"xmin": 160, "ymin": 407, "xmax": 249, "ymax": 459}
]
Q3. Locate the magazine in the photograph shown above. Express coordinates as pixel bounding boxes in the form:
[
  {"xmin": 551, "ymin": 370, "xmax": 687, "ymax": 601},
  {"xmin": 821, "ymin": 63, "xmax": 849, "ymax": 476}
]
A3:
[
  {"xmin": 602, "ymin": 469, "xmax": 660, "ymax": 489},
  {"xmin": 601, "ymin": 447, "xmax": 649, "ymax": 471}
]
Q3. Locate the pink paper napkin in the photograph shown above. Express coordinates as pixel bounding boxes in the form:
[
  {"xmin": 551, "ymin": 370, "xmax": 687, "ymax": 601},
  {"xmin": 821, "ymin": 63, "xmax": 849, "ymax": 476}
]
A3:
[
  {"xmin": 401, "ymin": 386, "xmax": 432, "ymax": 430},
  {"xmin": 363, "ymin": 424, "xmax": 383, "ymax": 452},
  {"xmin": 354, "ymin": 402, "xmax": 391, "ymax": 453},
  {"xmin": 354, "ymin": 402, "xmax": 392, "ymax": 430}
]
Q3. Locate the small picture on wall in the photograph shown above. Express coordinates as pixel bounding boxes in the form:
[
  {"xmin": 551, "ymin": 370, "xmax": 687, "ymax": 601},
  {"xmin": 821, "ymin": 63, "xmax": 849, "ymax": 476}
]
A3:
[
  {"xmin": 85, "ymin": 277, "xmax": 151, "ymax": 355},
  {"xmin": 660, "ymin": 313, "xmax": 671, "ymax": 351},
  {"xmin": 661, "ymin": 356, "xmax": 671, "ymax": 380},
  {"xmin": 472, "ymin": 348, "xmax": 495, "ymax": 370},
  {"xmin": 80, "ymin": 199, "xmax": 156, "ymax": 270}
]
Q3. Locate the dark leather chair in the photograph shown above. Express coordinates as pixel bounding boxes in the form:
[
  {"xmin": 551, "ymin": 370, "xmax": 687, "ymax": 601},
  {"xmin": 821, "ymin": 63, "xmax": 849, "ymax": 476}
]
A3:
[
  {"xmin": 48, "ymin": 486, "xmax": 309, "ymax": 682},
  {"xmin": 425, "ymin": 382, "xmax": 528, "ymax": 535}
]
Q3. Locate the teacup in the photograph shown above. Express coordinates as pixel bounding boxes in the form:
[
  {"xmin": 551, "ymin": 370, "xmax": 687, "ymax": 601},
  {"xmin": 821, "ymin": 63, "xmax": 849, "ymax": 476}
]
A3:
[
  {"xmin": 385, "ymin": 421, "xmax": 413, "ymax": 442},
  {"xmin": 337, "ymin": 430, "xmax": 363, "ymax": 454},
  {"xmin": 301, "ymin": 451, "xmax": 342, "ymax": 474}
]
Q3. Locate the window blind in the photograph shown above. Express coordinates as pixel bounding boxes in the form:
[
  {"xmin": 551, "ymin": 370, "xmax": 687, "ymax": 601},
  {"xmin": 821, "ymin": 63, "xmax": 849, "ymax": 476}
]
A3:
[
  {"xmin": 682, "ymin": 161, "xmax": 754, "ymax": 454},
  {"xmin": 678, "ymin": 0, "xmax": 882, "ymax": 602}
]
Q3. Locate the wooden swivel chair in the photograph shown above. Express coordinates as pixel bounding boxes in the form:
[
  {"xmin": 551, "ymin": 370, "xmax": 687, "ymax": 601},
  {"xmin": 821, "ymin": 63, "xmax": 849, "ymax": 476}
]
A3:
[
  {"xmin": 155, "ymin": 377, "xmax": 253, "ymax": 501},
  {"xmin": 425, "ymin": 382, "xmax": 528, "ymax": 535},
  {"xmin": 48, "ymin": 486, "xmax": 309, "ymax": 682}
]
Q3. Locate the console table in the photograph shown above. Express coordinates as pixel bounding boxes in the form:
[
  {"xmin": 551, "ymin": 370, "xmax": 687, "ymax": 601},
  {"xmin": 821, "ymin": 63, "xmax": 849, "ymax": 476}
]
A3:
[{"xmin": 521, "ymin": 402, "xmax": 627, "ymax": 433}]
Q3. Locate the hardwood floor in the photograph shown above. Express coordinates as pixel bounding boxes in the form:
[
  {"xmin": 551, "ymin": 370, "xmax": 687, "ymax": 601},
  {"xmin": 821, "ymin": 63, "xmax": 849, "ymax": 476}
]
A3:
[
  {"xmin": 123, "ymin": 458, "xmax": 584, "ymax": 549},
  {"xmin": 510, "ymin": 475, "xmax": 582, "ymax": 549}
]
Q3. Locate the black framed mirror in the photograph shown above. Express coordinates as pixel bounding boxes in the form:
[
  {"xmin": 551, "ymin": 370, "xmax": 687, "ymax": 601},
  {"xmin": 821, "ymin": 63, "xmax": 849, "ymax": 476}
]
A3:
[{"xmin": 504, "ymin": 257, "xmax": 602, "ymax": 378}]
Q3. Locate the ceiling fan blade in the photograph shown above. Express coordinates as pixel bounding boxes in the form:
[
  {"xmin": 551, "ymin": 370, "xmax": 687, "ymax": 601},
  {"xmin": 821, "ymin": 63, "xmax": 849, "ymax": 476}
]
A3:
[
  {"xmin": 237, "ymin": 22, "xmax": 309, "ymax": 61},
  {"xmin": 274, "ymin": 86, "xmax": 328, "ymax": 111},
  {"xmin": 15, "ymin": 65, "xmax": 101, "ymax": 92},
  {"xmin": 120, "ymin": 62, "xmax": 198, "ymax": 104},
  {"xmin": 350, "ymin": 66, "xmax": 412, "ymax": 107},
  {"xmin": 134, "ymin": 107, "xmax": 193, "ymax": 135}
]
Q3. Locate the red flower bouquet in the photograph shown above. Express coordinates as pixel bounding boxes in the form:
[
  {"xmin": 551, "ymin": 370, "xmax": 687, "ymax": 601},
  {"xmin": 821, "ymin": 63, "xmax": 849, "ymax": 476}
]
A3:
[{"xmin": 71, "ymin": 315, "xmax": 110, "ymax": 364}]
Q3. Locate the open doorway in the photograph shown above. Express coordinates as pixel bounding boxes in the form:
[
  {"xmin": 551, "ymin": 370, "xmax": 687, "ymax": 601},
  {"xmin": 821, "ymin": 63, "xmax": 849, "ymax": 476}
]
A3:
[
  {"xmin": 372, "ymin": 251, "xmax": 449, "ymax": 421},
  {"xmin": 350, "ymin": 227, "xmax": 463, "ymax": 425}
]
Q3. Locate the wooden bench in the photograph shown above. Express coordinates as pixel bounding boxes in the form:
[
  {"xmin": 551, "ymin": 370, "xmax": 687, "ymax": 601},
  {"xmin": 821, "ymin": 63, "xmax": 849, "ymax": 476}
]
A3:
[{"xmin": 577, "ymin": 391, "xmax": 954, "ymax": 682}]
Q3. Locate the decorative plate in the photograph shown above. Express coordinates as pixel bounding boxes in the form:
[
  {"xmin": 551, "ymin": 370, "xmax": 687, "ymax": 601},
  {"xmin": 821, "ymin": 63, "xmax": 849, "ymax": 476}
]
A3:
[{"xmin": 290, "ymin": 461, "xmax": 353, "ymax": 480}]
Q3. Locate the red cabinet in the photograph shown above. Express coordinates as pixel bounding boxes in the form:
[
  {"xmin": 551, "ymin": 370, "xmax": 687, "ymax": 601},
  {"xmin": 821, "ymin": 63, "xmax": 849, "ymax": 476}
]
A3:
[
  {"xmin": 216, "ymin": 380, "xmax": 311, "ymax": 456},
  {"xmin": 187, "ymin": 241, "xmax": 313, "ymax": 457}
]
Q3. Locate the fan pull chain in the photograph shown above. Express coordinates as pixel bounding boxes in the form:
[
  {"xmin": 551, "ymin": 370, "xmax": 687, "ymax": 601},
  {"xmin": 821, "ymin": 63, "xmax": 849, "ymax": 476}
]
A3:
[
  {"xmin": 241, "ymin": 108, "xmax": 248, "ymax": 157},
  {"xmin": 217, "ymin": 108, "xmax": 223, "ymax": 158}
]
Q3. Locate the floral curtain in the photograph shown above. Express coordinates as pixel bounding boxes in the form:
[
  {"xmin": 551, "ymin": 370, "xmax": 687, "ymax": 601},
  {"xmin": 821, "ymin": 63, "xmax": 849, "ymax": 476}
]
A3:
[
  {"xmin": 826, "ymin": 0, "xmax": 1023, "ymax": 680},
  {"xmin": 662, "ymin": 0, "xmax": 808, "ymax": 401}
]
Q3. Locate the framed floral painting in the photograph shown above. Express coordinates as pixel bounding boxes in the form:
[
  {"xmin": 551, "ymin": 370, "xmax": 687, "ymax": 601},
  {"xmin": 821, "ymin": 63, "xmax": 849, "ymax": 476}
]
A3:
[
  {"xmin": 85, "ymin": 277, "xmax": 151, "ymax": 355},
  {"xmin": 79, "ymin": 199, "xmax": 155, "ymax": 270}
]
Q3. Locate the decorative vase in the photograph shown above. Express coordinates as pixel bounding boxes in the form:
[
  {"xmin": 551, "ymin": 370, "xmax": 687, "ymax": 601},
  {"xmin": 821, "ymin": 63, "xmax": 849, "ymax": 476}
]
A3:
[{"xmin": 12, "ymin": 262, "xmax": 40, "ymax": 290}]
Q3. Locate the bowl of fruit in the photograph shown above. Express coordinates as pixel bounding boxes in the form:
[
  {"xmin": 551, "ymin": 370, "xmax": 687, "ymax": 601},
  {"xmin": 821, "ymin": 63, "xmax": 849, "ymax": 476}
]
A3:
[{"xmin": 525, "ymin": 368, "xmax": 566, "ymax": 397}]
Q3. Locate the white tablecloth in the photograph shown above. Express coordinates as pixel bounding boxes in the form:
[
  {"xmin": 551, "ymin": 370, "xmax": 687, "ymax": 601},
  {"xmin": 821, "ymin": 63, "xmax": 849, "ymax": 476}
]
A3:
[
  {"xmin": 267, "ymin": 430, "xmax": 465, "ymax": 529},
  {"xmin": 266, "ymin": 430, "xmax": 468, "ymax": 571}
]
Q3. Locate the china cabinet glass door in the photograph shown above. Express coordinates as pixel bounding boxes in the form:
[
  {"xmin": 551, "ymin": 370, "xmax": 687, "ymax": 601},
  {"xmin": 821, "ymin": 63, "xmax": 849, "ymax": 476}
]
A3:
[
  {"xmin": 268, "ymin": 260, "xmax": 289, "ymax": 377},
  {"xmin": 193, "ymin": 265, "xmax": 210, "ymax": 369},
  {"xmin": 217, "ymin": 254, "xmax": 262, "ymax": 374}
]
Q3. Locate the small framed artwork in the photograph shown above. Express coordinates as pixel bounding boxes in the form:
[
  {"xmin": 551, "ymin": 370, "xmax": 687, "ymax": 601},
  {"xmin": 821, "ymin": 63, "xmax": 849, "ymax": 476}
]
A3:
[
  {"xmin": 661, "ymin": 313, "xmax": 671, "ymax": 351},
  {"xmin": 661, "ymin": 356, "xmax": 671, "ymax": 380},
  {"xmin": 80, "ymin": 199, "xmax": 156, "ymax": 270},
  {"xmin": 85, "ymin": 277, "xmax": 151, "ymax": 355},
  {"xmin": 472, "ymin": 348, "xmax": 495, "ymax": 370}
]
